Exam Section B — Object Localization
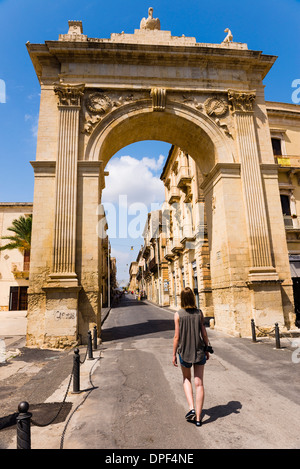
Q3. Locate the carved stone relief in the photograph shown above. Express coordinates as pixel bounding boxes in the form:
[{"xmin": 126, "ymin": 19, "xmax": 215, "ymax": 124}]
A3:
[
  {"xmin": 228, "ymin": 90, "xmax": 256, "ymax": 112},
  {"xmin": 82, "ymin": 90, "xmax": 147, "ymax": 134},
  {"xmin": 204, "ymin": 96, "xmax": 228, "ymax": 117},
  {"xmin": 169, "ymin": 92, "xmax": 232, "ymax": 137},
  {"xmin": 54, "ymin": 83, "xmax": 85, "ymax": 107}
]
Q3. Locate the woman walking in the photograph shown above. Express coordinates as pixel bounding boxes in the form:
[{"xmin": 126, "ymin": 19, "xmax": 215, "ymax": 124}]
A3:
[{"xmin": 172, "ymin": 287, "xmax": 211, "ymax": 427}]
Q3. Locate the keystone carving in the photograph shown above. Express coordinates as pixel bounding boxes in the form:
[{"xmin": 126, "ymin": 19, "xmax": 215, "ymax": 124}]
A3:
[{"xmin": 151, "ymin": 88, "xmax": 166, "ymax": 111}]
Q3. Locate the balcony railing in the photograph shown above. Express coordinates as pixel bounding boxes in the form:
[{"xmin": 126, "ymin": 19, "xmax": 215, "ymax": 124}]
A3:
[
  {"xmin": 171, "ymin": 239, "xmax": 184, "ymax": 254},
  {"xmin": 180, "ymin": 224, "xmax": 196, "ymax": 245},
  {"xmin": 164, "ymin": 245, "xmax": 175, "ymax": 261},
  {"xmin": 283, "ymin": 215, "xmax": 294, "ymax": 228},
  {"xmin": 177, "ymin": 166, "xmax": 192, "ymax": 189},
  {"xmin": 275, "ymin": 155, "xmax": 300, "ymax": 168},
  {"xmin": 168, "ymin": 186, "xmax": 181, "ymax": 204}
]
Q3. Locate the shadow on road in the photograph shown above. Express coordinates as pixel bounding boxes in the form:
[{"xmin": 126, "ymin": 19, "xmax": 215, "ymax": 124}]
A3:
[
  {"xmin": 111, "ymin": 296, "xmax": 147, "ymax": 309},
  {"xmin": 202, "ymin": 401, "xmax": 242, "ymax": 424},
  {"xmin": 101, "ymin": 319, "xmax": 174, "ymax": 342}
]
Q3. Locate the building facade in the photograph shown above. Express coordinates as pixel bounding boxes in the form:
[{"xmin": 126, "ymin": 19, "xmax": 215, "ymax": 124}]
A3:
[
  {"xmin": 140, "ymin": 211, "xmax": 169, "ymax": 306},
  {"xmin": 0, "ymin": 203, "xmax": 33, "ymax": 311},
  {"xmin": 128, "ymin": 261, "xmax": 138, "ymax": 293},
  {"xmin": 139, "ymin": 100, "xmax": 300, "ymax": 329},
  {"xmin": 160, "ymin": 147, "xmax": 213, "ymax": 316},
  {"xmin": 268, "ymin": 101, "xmax": 300, "ymax": 326}
]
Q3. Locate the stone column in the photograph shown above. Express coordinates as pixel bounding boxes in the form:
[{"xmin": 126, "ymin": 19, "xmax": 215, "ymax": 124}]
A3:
[
  {"xmin": 228, "ymin": 90, "xmax": 278, "ymax": 282},
  {"xmin": 49, "ymin": 83, "xmax": 85, "ymax": 284},
  {"xmin": 42, "ymin": 84, "xmax": 84, "ymax": 348}
]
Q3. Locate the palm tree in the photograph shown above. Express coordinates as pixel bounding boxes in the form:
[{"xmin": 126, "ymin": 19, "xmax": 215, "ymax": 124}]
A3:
[{"xmin": 0, "ymin": 214, "xmax": 32, "ymax": 254}]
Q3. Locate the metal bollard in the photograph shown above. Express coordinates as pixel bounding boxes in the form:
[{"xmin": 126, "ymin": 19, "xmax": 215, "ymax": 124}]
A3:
[
  {"xmin": 88, "ymin": 330, "xmax": 94, "ymax": 360},
  {"xmin": 251, "ymin": 319, "xmax": 257, "ymax": 342},
  {"xmin": 93, "ymin": 325, "xmax": 97, "ymax": 350},
  {"xmin": 275, "ymin": 323, "xmax": 281, "ymax": 349},
  {"xmin": 16, "ymin": 401, "xmax": 32, "ymax": 449},
  {"xmin": 73, "ymin": 348, "xmax": 80, "ymax": 393}
]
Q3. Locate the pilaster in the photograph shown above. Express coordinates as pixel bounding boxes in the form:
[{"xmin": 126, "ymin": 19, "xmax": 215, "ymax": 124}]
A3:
[
  {"xmin": 228, "ymin": 89, "xmax": 278, "ymax": 282},
  {"xmin": 49, "ymin": 83, "xmax": 85, "ymax": 285}
]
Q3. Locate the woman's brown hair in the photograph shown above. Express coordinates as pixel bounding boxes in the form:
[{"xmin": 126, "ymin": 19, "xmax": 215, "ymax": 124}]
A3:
[{"xmin": 180, "ymin": 287, "xmax": 197, "ymax": 309}]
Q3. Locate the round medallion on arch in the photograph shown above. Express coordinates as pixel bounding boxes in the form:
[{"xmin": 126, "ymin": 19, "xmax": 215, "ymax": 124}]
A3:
[
  {"xmin": 204, "ymin": 96, "xmax": 228, "ymax": 117},
  {"xmin": 86, "ymin": 92, "xmax": 112, "ymax": 115}
]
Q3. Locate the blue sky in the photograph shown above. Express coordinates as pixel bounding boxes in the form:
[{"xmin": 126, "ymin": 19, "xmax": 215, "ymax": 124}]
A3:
[{"xmin": 0, "ymin": 0, "xmax": 299, "ymax": 284}]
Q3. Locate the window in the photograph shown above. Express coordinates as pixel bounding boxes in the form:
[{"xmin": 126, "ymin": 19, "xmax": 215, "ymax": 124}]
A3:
[
  {"xmin": 181, "ymin": 266, "xmax": 185, "ymax": 288},
  {"xmin": 23, "ymin": 249, "xmax": 30, "ymax": 271},
  {"xmin": 9, "ymin": 286, "xmax": 28, "ymax": 311},
  {"xmin": 280, "ymin": 195, "xmax": 291, "ymax": 216},
  {"xmin": 271, "ymin": 138, "xmax": 282, "ymax": 156}
]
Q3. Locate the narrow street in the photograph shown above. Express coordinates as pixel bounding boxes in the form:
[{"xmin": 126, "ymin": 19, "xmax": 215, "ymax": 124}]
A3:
[{"xmin": 62, "ymin": 294, "xmax": 300, "ymax": 450}]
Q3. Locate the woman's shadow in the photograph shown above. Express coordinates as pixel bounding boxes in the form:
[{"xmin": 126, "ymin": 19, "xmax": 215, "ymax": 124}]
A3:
[{"xmin": 202, "ymin": 401, "xmax": 242, "ymax": 424}]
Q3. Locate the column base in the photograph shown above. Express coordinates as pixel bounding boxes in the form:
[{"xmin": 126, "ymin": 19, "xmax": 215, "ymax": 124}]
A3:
[
  {"xmin": 40, "ymin": 278, "xmax": 81, "ymax": 349},
  {"xmin": 247, "ymin": 271, "xmax": 286, "ymax": 329},
  {"xmin": 47, "ymin": 272, "xmax": 79, "ymax": 287},
  {"xmin": 248, "ymin": 266, "xmax": 279, "ymax": 283}
]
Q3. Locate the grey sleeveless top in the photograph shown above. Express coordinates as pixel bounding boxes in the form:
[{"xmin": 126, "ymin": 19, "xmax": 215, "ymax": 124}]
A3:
[{"xmin": 177, "ymin": 308, "xmax": 206, "ymax": 363}]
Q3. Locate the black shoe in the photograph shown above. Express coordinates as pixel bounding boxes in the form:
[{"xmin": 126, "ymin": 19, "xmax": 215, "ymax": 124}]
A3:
[
  {"xmin": 185, "ymin": 409, "xmax": 195, "ymax": 421},
  {"xmin": 195, "ymin": 419, "xmax": 202, "ymax": 427}
]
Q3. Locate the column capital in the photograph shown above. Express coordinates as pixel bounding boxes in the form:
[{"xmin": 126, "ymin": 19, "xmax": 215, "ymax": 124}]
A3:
[
  {"xmin": 54, "ymin": 83, "xmax": 85, "ymax": 108},
  {"xmin": 228, "ymin": 89, "xmax": 256, "ymax": 113}
]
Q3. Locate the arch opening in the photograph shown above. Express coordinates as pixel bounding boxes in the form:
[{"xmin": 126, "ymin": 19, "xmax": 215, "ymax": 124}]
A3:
[{"xmin": 85, "ymin": 102, "xmax": 234, "ymax": 176}]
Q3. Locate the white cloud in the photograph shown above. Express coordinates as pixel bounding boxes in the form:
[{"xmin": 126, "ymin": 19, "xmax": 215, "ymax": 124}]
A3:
[
  {"xmin": 102, "ymin": 154, "xmax": 165, "ymax": 208},
  {"xmin": 102, "ymin": 153, "xmax": 166, "ymax": 285},
  {"xmin": 24, "ymin": 114, "xmax": 39, "ymax": 138}
]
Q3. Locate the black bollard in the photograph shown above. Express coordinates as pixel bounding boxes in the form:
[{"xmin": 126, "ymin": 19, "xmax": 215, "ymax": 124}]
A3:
[
  {"xmin": 16, "ymin": 402, "xmax": 32, "ymax": 449},
  {"xmin": 93, "ymin": 325, "xmax": 97, "ymax": 350},
  {"xmin": 275, "ymin": 323, "xmax": 281, "ymax": 349},
  {"xmin": 73, "ymin": 348, "xmax": 80, "ymax": 393},
  {"xmin": 251, "ymin": 319, "xmax": 257, "ymax": 342},
  {"xmin": 88, "ymin": 330, "xmax": 94, "ymax": 360}
]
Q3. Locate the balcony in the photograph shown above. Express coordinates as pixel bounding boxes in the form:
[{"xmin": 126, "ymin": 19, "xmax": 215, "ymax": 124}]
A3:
[
  {"xmin": 149, "ymin": 257, "xmax": 158, "ymax": 273},
  {"xmin": 283, "ymin": 215, "xmax": 294, "ymax": 229},
  {"xmin": 275, "ymin": 155, "xmax": 300, "ymax": 170},
  {"xmin": 180, "ymin": 224, "xmax": 196, "ymax": 245},
  {"xmin": 177, "ymin": 166, "xmax": 192, "ymax": 189},
  {"xmin": 164, "ymin": 246, "xmax": 175, "ymax": 261},
  {"xmin": 11, "ymin": 262, "xmax": 29, "ymax": 280},
  {"xmin": 171, "ymin": 239, "xmax": 184, "ymax": 255},
  {"xmin": 136, "ymin": 267, "xmax": 143, "ymax": 281},
  {"xmin": 142, "ymin": 245, "xmax": 151, "ymax": 259},
  {"xmin": 168, "ymin": 186, "xmax": 181, "ymax": 204}
]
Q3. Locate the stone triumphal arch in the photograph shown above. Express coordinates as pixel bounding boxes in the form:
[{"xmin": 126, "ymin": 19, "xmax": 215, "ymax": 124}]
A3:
[{"xmin": 26, "ymin": 10, "xmax": 295, "ymax": 348}]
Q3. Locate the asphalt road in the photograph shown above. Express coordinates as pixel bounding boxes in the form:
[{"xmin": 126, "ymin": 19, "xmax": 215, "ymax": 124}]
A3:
[
  {"xmin": 63, "ymin": 294, "xmax": 300, "ymax": 450},
  {"xmin": 1, "ymin": 294, "xmax": 300, "ymax": 450}
]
